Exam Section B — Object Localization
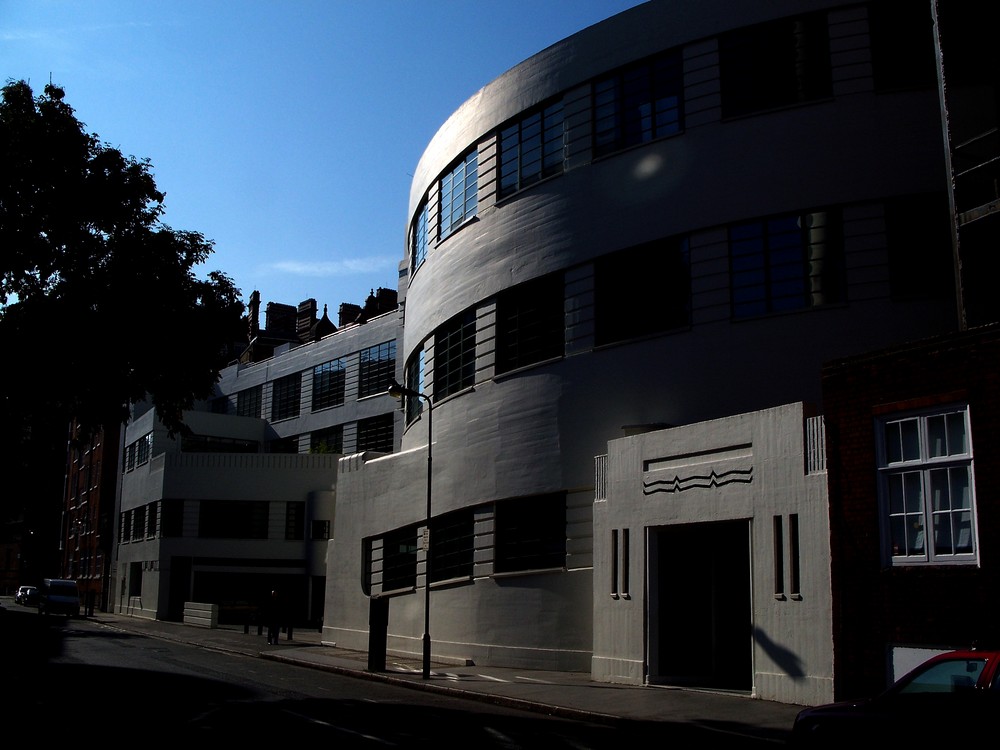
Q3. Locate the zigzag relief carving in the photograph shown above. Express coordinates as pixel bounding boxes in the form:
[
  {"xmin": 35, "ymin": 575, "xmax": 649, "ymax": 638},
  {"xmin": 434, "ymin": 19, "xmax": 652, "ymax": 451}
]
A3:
[{"xmin": 643, "ymin": 466, "xmax": 753, "ymax": 495}]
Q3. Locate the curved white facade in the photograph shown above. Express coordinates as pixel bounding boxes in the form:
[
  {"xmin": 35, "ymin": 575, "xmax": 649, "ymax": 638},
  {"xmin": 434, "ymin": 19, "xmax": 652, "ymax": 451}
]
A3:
[{"xmin": 325, "ymin": 0, "xmax": 958, "ymax": 705}]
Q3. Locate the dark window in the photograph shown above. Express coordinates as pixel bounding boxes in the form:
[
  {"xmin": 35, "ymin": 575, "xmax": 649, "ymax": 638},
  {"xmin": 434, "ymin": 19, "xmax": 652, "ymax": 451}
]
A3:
[
  {"xmin": 719, "ymin": 12, "xmax": 832, "ymax": 118},
  {"xmin": 161, "ymin": 500, "xmax": 183, "ymax": 538},
  {"xmin": 496, "ymin": 273, "xmax": 564, "ymax": 373},
  {"xmin": 268, "ymin": 436, "xmax": 299, "ymax": 454},
  {"xmin": 434, "ymin": 310, "xmax": 476, "ymax": 400},
  {"xmin": 198, "ymin": 500, "xmax": 269, "ymax": 539},
  {"xmin": 499, "ymin": 99, "xmax": 565, "ymax": 198},
  {"xmin": 729, "ymin": 208, "xmax": 844, "ymax": 319},
  {"xmin": 359, "ymin": 340, "xmax": 397, "ymax": 398},
  {"xmin": 595, "ymin": 237, "xmax": 690, "ymax": 346},
  {"xmin": 357, "ymin": 413, "xmax": 394, "ymax": 454},
  {"xmin": 271, "ymin": 374, "xmax": 301, "ymax": 421},
  {"xmin": 181, "ymin": 434, "xmax": 259, "ymax": 453},
  {"xmin": 885, "ymin": 193, "xmax": 954, "ymax": 301},
  {"xmin": 310, "ymin": 425, "xmax": 343, "ymax": 454},
  {"xmin": 312, "ymin": 358, "xmax": 346, "ymax": 410},
  {"xmin": 430, "ymin": 508, "xmax": 475, "ymax": 583},
  {"xmin": 494, "ymin": 493, "xmax": 567, "ymax": 573},
  {"xmin": 285, "ymin": 501, "xmax": 304, "ymax": 540},
  {"xmin": 236, "ymin": 385, "xmax": 262, "ymax": 418},
  {"xmin": 404, "ymin": 349, "xmax": 426, "ymax": 425},
  {"xmin": 381, "ymin": 526, "xmax": 418, "ymax": 591},
  {"xmin": 440, "ymin": 150, "xmax": 478, "ymax": 240},
  {"xmin": 869, "ymin": 0, "xmax": 938, "ymax": 92},
  {"xmin": 311, "ymin": 520, "xmax": 331, "ymax": 540},
  {"xmin": 594, "ymin": 48, "xmax": 683, "ymax": 157},
  {"xmin": 210, "ymin": 397, "xmax": 228, "ymax": 414}
]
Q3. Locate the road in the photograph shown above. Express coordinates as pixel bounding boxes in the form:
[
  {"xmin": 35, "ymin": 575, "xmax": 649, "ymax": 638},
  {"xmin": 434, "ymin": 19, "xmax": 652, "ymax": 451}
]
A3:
[{"xmin": 2, "ymin": 607, "xmax": 657, "ymax": 746}]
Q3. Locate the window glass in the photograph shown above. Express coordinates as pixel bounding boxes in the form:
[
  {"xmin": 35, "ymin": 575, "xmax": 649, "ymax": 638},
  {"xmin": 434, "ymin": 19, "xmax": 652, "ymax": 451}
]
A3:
[
  {"xmin": 411, "ymin": 201, "xmax": 429, "ymax": 272},
  {"xmin": 440, "ymin": 150, "xmax": 478, "ymax": 240},
  {"xmin": 310, "ymin": 425, "xmax": 343, "ymax": 454},
  {"xmin": 496, "ymin": 273, "xmax": 564, "ymax": 373},
  {"xmin": 595, "ymin": 237, "xmax": 690, "ymax": 345},
  {"xmin": 404, "ymin": 348, "xmax": 426, "ymax": 424},
  {"xmin": 236, "ymin": 385, "xmax": 262, "ymax": 418},
  {"xmin": 312, "ymin": 358, "xmax": 346, "ymax": 410},
  {"xmin": 381, "ymin": 526, "xmax": 418, "ymax": 592},
  {"xmin": 499, "ymin": 99, "xmax": 565, "ymax": 198},
  {"xmin": 359, "ymin": 341, "xmax": 396, "ymax": 398},
  {"xmin": 434, "ymin": 310, "xmax": 476, "ymax": 400},
  {"xmin": 430, "ymin": 508, "xmax": 475, "ymax": 583},
  {"xmin": 271, "ymin": 373, "xmax": 301, "ymax": 421},
  {"xmin": 719, "ymin": 12, "xmax": 832, "ymax": 118},
  {"xmin": 494, "ymin": 493, "xmax": 567, "ymax": 573},
  {"xmin": 593, "ymin": 48, "xmax": 682, "ymax": 157},
  {"xmin": 357, "ymin": 413, "xmax": 394, "ymax": 454},
  {"xmin": 730, "ymin": 209, "xmax": 844, "ymax": 319},
  {"xmin": 879, "ymin": 407, "xmax": 977, "ymax": 565}
]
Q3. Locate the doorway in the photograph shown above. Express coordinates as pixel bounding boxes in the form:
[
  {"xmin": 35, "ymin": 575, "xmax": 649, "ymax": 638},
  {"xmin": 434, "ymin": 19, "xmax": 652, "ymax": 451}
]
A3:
[{"xmin": 648, "ymin": 520, "xmax": 752, "ymax": 691}]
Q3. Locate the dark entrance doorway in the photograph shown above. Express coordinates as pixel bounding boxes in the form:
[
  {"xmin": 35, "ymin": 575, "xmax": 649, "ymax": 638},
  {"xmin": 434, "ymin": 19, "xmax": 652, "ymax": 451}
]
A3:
[{"xmin": 649, "ymin": 520, "xmax": 752, "ymax": 691}]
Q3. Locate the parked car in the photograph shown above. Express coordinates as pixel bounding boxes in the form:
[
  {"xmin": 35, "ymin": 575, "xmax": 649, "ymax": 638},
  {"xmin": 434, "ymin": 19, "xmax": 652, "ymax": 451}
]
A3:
[
  {"xmin": 15, "ymin": 585, "xmax": 39, "ymax": 606},
  {"xmin": 38, "ymin": 578, "xmax": 81, "ymax": 617},
  {"xmin": 791, "ymin": 648, "xmax": 1000, "ymax": 746}
]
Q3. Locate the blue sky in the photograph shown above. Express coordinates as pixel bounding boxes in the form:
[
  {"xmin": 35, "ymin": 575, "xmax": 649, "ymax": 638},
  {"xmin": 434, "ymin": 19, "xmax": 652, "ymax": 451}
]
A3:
[{"xmin": 1, "ymin": 0, "xmax": 647, "ymax": 326}]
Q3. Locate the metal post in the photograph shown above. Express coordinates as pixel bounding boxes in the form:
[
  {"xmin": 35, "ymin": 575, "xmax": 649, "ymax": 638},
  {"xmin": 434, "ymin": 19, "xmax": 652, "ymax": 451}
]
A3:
[{"xmin": 422, "ymin": 391, "xmax": 432, "ymax": 680}]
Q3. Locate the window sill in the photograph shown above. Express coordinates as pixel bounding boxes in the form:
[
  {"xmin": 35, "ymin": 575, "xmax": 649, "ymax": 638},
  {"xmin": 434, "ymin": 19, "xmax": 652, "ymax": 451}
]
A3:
[
  {"xmin": 429, "ymin": 575, "xmax": 473, "ymax": 590},
  {"xmin": 491, "ymin": 566, "xmax": 566, "ymax": 580},
  {"xmin": 378, "ymin": 585, "xmax": 416, "ymax": 597}
]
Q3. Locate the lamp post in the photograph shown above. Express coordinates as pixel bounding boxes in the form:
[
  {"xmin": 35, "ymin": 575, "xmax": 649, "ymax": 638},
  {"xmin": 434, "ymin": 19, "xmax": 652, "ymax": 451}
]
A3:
[{"xmin": 387, "ymin": 377, "xmax": 433, "ymax": 679}]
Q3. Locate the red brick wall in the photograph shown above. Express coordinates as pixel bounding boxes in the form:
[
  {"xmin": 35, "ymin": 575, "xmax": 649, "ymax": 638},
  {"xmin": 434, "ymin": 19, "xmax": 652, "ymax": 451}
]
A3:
[{"xmin": 822, "ymin": 324, "xmax": 1000, "ymax": 699}]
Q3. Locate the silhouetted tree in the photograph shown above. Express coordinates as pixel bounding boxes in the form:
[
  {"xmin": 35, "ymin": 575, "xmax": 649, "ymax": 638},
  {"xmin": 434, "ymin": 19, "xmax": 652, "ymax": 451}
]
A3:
[{"xmin": 0, "ymin": 80, "xmax": 246, "ymax": 551}]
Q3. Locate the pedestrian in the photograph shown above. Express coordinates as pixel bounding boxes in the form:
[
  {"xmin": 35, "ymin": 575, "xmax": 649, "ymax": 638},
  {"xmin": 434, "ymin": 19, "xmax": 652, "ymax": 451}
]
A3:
[{"xmin": 265, "ymin": 589, "xmax": 281, "ymax": 645}]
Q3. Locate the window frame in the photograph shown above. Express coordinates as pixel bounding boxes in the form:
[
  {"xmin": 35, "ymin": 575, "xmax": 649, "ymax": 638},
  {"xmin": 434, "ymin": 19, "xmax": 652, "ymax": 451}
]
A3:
[
  {"xmin": 593, "ymin": 47, "xmax": 684, "ymax": 157},
  {"xmin": 729, "ymin": 208, "xmax": 844, "ymax": 319},
  {"xmin": 270, "ymin": 373, "xmax": 301, "ymax": 421},
  {"xmin": 494, "ymin": 493, "xmax": 567, "ymax": 575},
  {"xmin": 312, "ymin": 358, "xmax": 346, "ymax": 411},
  {"xmin": 359, "ymin": 340, "xmax": 397, "ymax": 399},
  {"xmin": 433, "ymin": 309, "xmax": 476, "ymax": 401},
  {"xmin": 495, "ymin": 273, "xmax": 565, "ymax": 373},
  {"xmin": 499, "ymin": 98, "xmax": 566, "ymax": 198},
  {"xmin": 877, "ymin": 405, "xmax": 979, "ymax": 567},
  {"xmin": 357, "ymin": 413, "xmax": 394, "ymax": 454},
  {"xmin": 439, "ymin": 150, "xmax": 478, "ymax": 240}
]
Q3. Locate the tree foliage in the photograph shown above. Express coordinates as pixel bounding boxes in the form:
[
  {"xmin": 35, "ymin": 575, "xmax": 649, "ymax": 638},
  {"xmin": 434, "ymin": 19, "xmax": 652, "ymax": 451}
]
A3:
[{"xmin": 1, "ymin": 80, "xmax": 247, "ymax": 519}]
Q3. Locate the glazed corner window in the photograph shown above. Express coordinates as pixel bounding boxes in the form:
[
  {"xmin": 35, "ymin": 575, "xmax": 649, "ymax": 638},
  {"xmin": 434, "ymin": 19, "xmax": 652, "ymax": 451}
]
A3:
[
  {"xmin": 433, "ymin": 309, "xmax": 476, "ymax": 400},
  {"xmin": 439, "ymin": 150, "xmax": 478, "ymax": 240},
  {"xmin": 718, "ymin": 11, "xmax": 832, "ymax": 119},
  {"xmin": 593, "ymin": 48, "xmax": 683, "ymax": 157},
  {"xmin": 271, "ymin": 373, "xmax": 301, "ymax": 421},
  {"xmin": 495, "ymin": 273, "xmax": 565, "ymax": 373},
  {"xmin": 359, "ymin": 340, "xmax": 397, "ymax": 398},
  {"xmin": 729, "ymin": 208, "xmax": 844, "ymax": 319},
  {"xmin": 878, "ymin": 406, "xmax": 978, "ymax": 566},
  {"xmin": 236, "ymin": 384, "xmax": 262, "ymax": 418},
  {"xmin": 411, "ymin": 201, "xmax": 429, "ymax": 273},
  {"xmin": 312, "ymin": 358, "xmax": 346, "ymax": 411},
  {"xmin": 595, "ymin": 236, "xmax": 690, "ymax": 346},
  {"xmin": 499, "ymin": 99, "xmax": 565, "ymax": 198}
]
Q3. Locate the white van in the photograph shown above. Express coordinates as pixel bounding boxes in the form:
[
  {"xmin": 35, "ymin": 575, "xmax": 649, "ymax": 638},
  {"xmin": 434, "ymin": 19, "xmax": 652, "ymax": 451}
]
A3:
[{"xmin": 39, "ymin": 578, "xmax": 81, "ymax": 617}]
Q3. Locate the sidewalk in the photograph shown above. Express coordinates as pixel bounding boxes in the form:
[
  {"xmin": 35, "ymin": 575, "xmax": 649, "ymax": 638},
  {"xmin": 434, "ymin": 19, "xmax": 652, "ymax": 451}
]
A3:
[{"xmin": 92, "ymin": 611, "xmax": 802, "ymax": 745}]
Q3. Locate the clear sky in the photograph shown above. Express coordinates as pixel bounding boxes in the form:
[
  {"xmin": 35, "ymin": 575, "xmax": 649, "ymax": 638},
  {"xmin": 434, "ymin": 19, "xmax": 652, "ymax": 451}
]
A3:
[{"xmin": 2, "ymin": 0, "xmax": 647, "ymax": 327}]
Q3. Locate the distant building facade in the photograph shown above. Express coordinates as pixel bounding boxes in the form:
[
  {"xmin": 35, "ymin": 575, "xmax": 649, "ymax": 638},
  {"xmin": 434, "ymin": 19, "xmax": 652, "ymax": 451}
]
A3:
[{"xmin": 113, "ymin": 290, "xmax": 400, "ymax": 625}]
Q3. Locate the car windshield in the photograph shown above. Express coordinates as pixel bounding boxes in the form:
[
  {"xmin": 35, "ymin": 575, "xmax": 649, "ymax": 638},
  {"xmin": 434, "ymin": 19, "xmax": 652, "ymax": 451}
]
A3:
[{"xmin": 898, "ymin": 658, "xmax": 987, "ymax": 693}]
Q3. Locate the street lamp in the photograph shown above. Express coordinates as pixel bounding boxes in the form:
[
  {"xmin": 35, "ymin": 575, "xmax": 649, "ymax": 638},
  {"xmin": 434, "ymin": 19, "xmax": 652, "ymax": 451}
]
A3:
[{"xmin": 387, "ymin": 377, "xmax": 433, "ymax": 679}]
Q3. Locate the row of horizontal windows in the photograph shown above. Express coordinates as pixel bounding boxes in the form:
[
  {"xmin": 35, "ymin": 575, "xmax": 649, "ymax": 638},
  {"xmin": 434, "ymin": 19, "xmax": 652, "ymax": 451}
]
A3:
[
  {"xmin": 221, "ymin": 340, "xmax": 397, "ymax": 420},
  {"xmin": 120, "ymin": 500, "xmax": 331, "ymax": 541},
  {"xmin": 408, "ymin": 3, "xmax": 936, "ymax": 271},
  {"xmin": 371, "ymin": 493, "xmax": 567, "ymax": 592},
  {"xmin": 402, "ymin": 194, "xmax": 951, "ymax": 424}
]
